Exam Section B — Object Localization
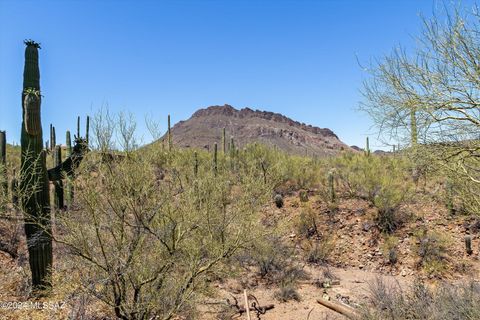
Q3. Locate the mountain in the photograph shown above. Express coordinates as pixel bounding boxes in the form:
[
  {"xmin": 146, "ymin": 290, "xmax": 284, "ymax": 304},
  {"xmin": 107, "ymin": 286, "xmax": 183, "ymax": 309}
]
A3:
[{"xmin": 162, "ymin": 104, "xmax": 353, "ymax": 156}]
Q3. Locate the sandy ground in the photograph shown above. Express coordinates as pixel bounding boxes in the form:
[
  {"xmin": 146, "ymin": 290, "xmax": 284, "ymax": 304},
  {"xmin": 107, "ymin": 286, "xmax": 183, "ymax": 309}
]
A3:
[{"xmin": 200, "ymin": 266, "xmax": 413, "ymax": 320}]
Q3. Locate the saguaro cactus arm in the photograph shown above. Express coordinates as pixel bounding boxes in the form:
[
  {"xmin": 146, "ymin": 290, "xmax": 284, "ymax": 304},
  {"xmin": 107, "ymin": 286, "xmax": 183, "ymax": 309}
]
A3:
[{"xmin": 47, "ymin": 138, "xmax": 88, "ymax": 181}]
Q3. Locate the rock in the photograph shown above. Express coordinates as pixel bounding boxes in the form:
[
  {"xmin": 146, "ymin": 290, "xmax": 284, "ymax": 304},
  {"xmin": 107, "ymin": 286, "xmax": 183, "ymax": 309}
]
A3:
[{"xmin": 401, "ymin": 269, "xmax": 407, "ymax": 277}]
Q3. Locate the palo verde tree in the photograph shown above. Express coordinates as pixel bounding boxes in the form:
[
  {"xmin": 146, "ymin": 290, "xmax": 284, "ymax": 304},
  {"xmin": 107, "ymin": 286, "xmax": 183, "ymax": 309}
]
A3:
[{"xmin": 360, "ymin": 3, "xmax": 480, "ymax": 213}]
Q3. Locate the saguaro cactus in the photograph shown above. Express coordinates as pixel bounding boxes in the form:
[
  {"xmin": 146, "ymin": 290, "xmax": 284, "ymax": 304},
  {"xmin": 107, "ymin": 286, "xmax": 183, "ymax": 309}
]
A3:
[
  {"xmin": 213, "ymin": 143, "xmax": 218, "ymax": 175},
  {"xmin": 168, "ymin": 114, "xmax": 172, "ymax": 151},
  {"xmin": 194, "ymin": 151, "xmax": 198, "ymax": 177},
  {"xmin": 328, "ymin": 169, "xmax": 335, "ymax": 203},
  {"xmin": 54, "ymin": 145, "xmax": 64, "ymax": 210},
  {"xmin": 230, "ymin": 137, "xmax": 235, "ymax": 154},
  {"xmin": 20, "ymin": 40, "xmax": 52, "ymax": 292},
  {"xmin": 0, "ymin": 130, "xmax": 6, "ymax": 193},
  {"xmin": 222, "ymin": 127, "xmax": 226, "ymax": 154},
  {"xmin": 85, "ymin": 115, "xmax": 90, "ymax": 146},
  {"xmin": 77, "ymin": 116, "xmax": 81, "ymax": 139},
  {"xmin": 230, "ymin": 137, "xmax": 235, "ymax": 170},
  {"xmin": 51, "ymin": 126, "xmax": 56, "ymax": 160},
  {"xmin": 49, "ymin": 124, "xmax": 56, "ymax": 152},
  {"xmin": 49, "ymin": 124, "xmax": 53, "ymax": 151},
  {"xmin": 365, "ymin": 137, "xmax": 370, "ymax": 157},
  {"xmin": 65, "ymin": 131, "xmax": 73, "ymax": 206}
]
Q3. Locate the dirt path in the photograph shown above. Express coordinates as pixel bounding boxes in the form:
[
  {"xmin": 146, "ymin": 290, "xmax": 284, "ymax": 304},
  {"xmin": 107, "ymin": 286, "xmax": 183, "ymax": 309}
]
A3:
[{"xmin": 202, "ymin": 266, "xmax": 412, "ymax": 320}]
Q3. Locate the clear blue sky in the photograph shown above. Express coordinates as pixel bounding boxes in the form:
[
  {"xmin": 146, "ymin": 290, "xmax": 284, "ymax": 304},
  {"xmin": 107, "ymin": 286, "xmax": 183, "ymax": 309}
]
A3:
[{"xmin": 0, "ymin": 0, "xmax": 473, "ymax": 149}]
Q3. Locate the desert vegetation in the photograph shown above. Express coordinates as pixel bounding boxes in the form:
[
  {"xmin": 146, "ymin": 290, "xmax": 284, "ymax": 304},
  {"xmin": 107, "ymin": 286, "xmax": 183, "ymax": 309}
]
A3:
[{"xmin": 1, "ymin": 2, "xmax": 480, "ymax": 320}]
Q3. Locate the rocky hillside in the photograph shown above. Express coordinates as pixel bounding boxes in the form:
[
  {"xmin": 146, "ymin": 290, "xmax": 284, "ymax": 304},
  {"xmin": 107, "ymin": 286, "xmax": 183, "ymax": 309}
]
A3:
[{"xmin": 163, "ymin": 104, "xmax": 352, "ymax": 156}]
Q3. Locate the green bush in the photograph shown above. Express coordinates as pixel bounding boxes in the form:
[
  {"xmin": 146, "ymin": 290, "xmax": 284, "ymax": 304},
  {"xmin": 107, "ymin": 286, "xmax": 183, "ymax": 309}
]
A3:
[
  {"xmin": 414, "ymin": 231, "xmax": 449, "ymax": 276},
  {"xmin": 55, "ymin": 114, "xmax": 277, "ymax": 320},
  {"xmin": 330, "ymin": 153, "xmax": 413, "ymax": 233}
]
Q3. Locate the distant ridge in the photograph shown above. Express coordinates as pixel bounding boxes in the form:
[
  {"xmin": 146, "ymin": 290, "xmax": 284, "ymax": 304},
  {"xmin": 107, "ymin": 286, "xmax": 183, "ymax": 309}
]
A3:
[{"xmin": 162, "ymin": 104, "xmax": 353, "ymax": 156}]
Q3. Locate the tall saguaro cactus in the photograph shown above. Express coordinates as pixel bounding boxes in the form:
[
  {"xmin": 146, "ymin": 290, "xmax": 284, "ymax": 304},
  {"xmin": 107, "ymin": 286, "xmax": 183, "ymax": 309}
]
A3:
[
  {"xmin": 222, "ymin": 127, "xmax": 226, "ymax": 154},
  {"xmin": 20, "ymin": 40, "xmax": 52, "ymax": 292},
  {"xmin": 167, "ymin": 114, "xmax": 172, "ymax": 151},
  {"xmin": 54, "ymin": 145, "xmax": 64, "ymax": 210},
  {"xmin": 0, "ymin": 130, "xmax": 7, "ymax": 193},
  {"xmin": 77, "ymin": 116, "xmax": 81, "ymax": 139},
  {"xmin": 213, "ymin": 143, "xmax": 218, "ymax": 175},
  {"xmin": 86, "ymin": 116, "xmax": 90, "ymax": 146},
  {"xmin": 65, "ymin": 130, "xmax": 73, "ymax": 206},
  {"xmin": 194, "ymin": 151, "xmax": 198, "ymax": 177},
  {"xmin": 365, "ymin": 137, "xmax": 370, "ymax": 157}
]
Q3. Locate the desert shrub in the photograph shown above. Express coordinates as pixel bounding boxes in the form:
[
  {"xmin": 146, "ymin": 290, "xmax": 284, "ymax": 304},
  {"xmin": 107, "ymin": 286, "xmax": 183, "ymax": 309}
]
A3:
[
  {"xmin": 246, "ymin": 236, "xmax": 289, "ymax": 278},
  {"xmin": 54, "ymin": 114, "xmax": 274, "ymax": 320},
  {"xmin": 442, "ymin": 167, "xmax": 480, "ymax": 216},
  {"xmin": 304, "ymin": 239, "xmax": 333, "ymax": 265},
  {"xmin": 414, "ymin": 231, "xmax": 449, "ymax": 276},
  {"xmin": 238, "ymin": 143, "xmax": 283, "ymax": 188},
  {"xmin": 381, "ymin": 236, "xmax": 399, "ymax": 265},
  {"xmin": 0, "ymin": 164, "xmax": 7, "ymax": 209},
  {"xmin": 299, "ymin": 190, "xmax": 308, "ymax": 202},
  {"xmin": 0, "ymin": 218, "xmax": 21, "ymax": 260},
  {"xmin": 276, "ymin": 155, "xmax": 324, "ymax": 191},
  {"xmin": 294, "ymin": 206, "xmax": 318, "ymax": 238},
  {"xmin": 273, "ymin": 284, "xmax": 301, "ymax": 302},
  {"xmin": 332, "ymin": 153, "xmax": 412, "ymax": 203},
  {"xmin": 330, "ymin": 153, "xmax": 413, "ymax": 232},
  {"xmin": 374, "ymin": 188, "xmax": 411, "ymax": 233},
  {"xmin": 361, "ymin": 277, "xmax": 480, "ymax": 320}
]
